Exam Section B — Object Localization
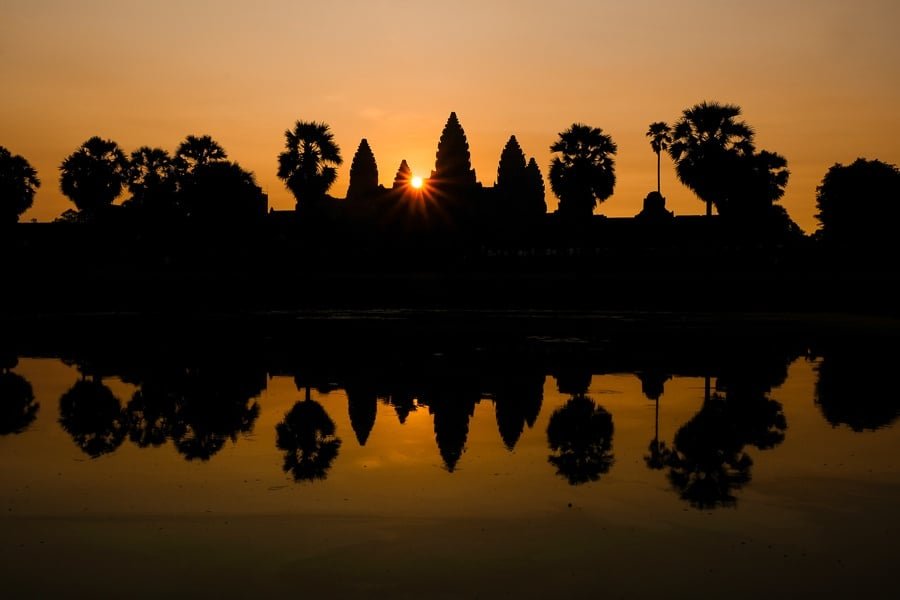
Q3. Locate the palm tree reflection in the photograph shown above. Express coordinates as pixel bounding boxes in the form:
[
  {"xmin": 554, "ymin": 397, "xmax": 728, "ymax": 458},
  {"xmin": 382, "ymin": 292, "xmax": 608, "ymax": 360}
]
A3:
[
  {"xmin": 546, "ymin": 395, "xmax": 615, "ymax": 485},
  {"xmin": 276, "ymin": 388, "xmax": 342, "ymax": 482}
]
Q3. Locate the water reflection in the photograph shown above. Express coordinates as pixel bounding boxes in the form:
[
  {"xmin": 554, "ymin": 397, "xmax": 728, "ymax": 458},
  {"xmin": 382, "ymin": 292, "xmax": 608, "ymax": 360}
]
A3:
[
  {"xmin": 654, "ymin": 345, "xmax": 792, "ymax": 508},
  {"xmin": 8, "ymin": 320, "xmax": 899, "ymax": 508},
  {"xmin": 547, "ymin": 394, "xmax": 615, "ymax": 485},
  {"xmin": 813, "ymin": 343, "xmax": 899, "ymax": 432},
  {"xmin": 59, "ymin": 377, "xmax": 127, "ymax": 458},
  {"xmin": 276, "ymin": 388, "xmax": 342, "ymax": 482},
  {"xmin": 0, "ymin": 359, "xmax": 38, "ymax": 435},
  {"xmin": 60, "ymin": 357, "xmax": 264, "ymax": 461}
]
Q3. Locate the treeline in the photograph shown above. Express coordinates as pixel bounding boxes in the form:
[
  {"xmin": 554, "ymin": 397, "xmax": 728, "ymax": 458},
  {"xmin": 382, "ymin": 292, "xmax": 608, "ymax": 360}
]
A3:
[{"xmin": 2, "ymin": 101, "xmax": 899, "ymax": 262}]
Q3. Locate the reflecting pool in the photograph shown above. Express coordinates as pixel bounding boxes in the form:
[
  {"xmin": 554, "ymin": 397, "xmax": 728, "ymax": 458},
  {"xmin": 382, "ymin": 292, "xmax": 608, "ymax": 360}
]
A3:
[{"xmin": 1, "ymin": 313, "xmax": 898, "ymax": 598}]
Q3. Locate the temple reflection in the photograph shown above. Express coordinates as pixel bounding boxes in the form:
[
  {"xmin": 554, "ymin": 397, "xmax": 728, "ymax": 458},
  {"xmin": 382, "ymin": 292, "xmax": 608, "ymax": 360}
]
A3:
[{"xmin": 8, "ymin": 320, "xmax": 897, "ymax": 508}]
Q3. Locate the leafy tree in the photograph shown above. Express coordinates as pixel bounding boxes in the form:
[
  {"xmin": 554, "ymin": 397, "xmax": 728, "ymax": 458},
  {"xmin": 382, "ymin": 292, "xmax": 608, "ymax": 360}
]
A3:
[
  {"xmin": 0, "ymin": 146, "xmax": 40, "ymax": 224},
  {"xmin": 646, "ymin": 122, "xmax": 671, "ymax": 195},
  {"xmin": 549, "ymin": 123, "xmax": 617, "ymax": 220},
  {"xmin": 815, "ymin": 158, "xmax": 900, "ymax": 250},
  {"xmin": 180, "ymin": 160, "xmax": 266, "ymax": 224},
  {"xmin": 59, "ymin": 136, "xmax": 128, "ymax": 216},
  {"xmin": 173, "ymin": 134, "xmax": 228, "ymax": 176},
  {"xmin": 668, "ymin": 102, "xmax": 755, "ymax": 216},
  {"xmin": 432, "ymin": 112, "xmax": 477, "ymax": 187},
  {"xmin": 277, "ymin": 121, "xmax": 343, "ymax": 212},
  {"xmin": 723, "ymin": 150, "xmax": 790, "ymax": 220},
  {"xmin": 346, "ymin": 138, "xmax": 379, "ymax": 200}
]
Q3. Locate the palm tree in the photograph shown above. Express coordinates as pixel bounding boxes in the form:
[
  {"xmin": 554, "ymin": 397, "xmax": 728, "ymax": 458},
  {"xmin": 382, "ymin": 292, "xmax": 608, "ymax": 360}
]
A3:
[
  {"xmin": 173, "ymin": 134, "xmax": 227, "ymax": 175},
  {"xmin": 59, "ymin": 136, "xmax": 128, "ymax": 217},
  {"xmin": 549, "ymin": 123, "xmax": 617, "ymax": 220},
  {"xmin": 0, "ymin": 146, "xmax": 40, "ymax": 225},
  {"xmin": 126, "ymin": 146, "xmax": 176, "ymax": 214},
  {"xmin": 277, "ymin": 121, "xmax": 343, "ymax": 212},
  {"xmin": 668, "ymin": 102, "xmax": 755, "ymax": 216},
  {"xmin": 646, "ymin": 122, "xmax": 671, "ymax": 195}
]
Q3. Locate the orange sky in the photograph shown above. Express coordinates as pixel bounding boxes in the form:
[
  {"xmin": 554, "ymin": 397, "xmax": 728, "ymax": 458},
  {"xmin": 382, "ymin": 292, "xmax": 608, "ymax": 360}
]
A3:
[{"xmin": 2, "ymin": 0, "xmax": 899, "ymax": 232}]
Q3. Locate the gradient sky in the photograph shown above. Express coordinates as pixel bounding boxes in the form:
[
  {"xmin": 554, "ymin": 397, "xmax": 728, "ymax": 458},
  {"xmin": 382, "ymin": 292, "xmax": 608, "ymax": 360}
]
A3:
[{"xmin": 2, "ymin": 0, "xmax": 899, "ymax": 231}]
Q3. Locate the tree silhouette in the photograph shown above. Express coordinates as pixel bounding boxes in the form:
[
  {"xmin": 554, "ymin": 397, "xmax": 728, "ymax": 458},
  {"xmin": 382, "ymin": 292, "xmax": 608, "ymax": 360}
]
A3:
[
  {"xmin": 0, "ymin": 146, "xmax": 40, "ymax": 225},
  {"xmin": 179, "ymin": 161, "xmax": 266, "ymax": 224},
  {"xmin": 277, "ymin": 121, "xmax": 343, "ymax": 212},
  {"xmin": 722, "ymin": 150, "xmax": 791, "ymax": 224},
  {"xmin": 58, "ymin": 378, "xmax": 127, "ymax": 458},
  {"xmin": 668, "ymin": 102, "xmax": 755, "ymax": 217},
  {"xmin": 431, "ymin": 112, "xmax": 477, "ymax": 187},
  {"xmin": 276, "ymin": 396, "xmax": 342, "ymax": 482},
  {"xmin": 173, "ymin": 134, "xmax": 228, "ymax": 175},
  {"xmin": 815, "ymin": 158, "xmax": 900, "ymax": 252},
  {"xmin": 59, "ymin": 136, "xmax": 128, "ymax": 217},
  {"xmin": 124, "ymin": 146, "xmax": 178, "ymax": 219},
  {"xmin": 646, "ymin": 122, "xmax": 671, "ymax": 195},
  {"xmin": 549, "ymin": 123, "xmax": 617, "ymax": 220},
  {"xmin": 0, "ymin": 369, "xmax": 38, "ymax": 435},
  {"xmin": 346, "ymin": 139, "xmax": 379, "ymax": 201},
  {"xmin": 546, "ymin": 395, "xmax": 615, "ymax": 485}
]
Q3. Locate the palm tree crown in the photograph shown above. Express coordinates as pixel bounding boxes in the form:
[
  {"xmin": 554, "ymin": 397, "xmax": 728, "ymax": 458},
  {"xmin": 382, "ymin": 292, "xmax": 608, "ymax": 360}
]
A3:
[
  {"xmin": 646, "ymin": 122, "xmax": 671, "ymax": 194},
  {"xmin": 0, "ymin": 146, "xmax": 40, "ymax": 224},
  {"xmin": 549, "ymin": 123, "xmax": 617, "ymax": 220},
  {"xmin": 173, "ymin": 135, "xmax": 228, "ymax": 175},
  {"xmin": 668, "ymin": 102, "xmax": 755, "ymax": 216},
  {"xmin": 59, "ymin": 136, "xmax": 128, "ymax": 215},
  {"xmin": 277, "ymin": 121, "xmax": 343, "ymax": 211}
]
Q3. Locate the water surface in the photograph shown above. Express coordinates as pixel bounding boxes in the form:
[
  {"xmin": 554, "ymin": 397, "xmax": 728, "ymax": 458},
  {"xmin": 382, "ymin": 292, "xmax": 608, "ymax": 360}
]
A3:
[{"xmin": 1, "ymin": 316, "xmax": 898, "ymax": 598}]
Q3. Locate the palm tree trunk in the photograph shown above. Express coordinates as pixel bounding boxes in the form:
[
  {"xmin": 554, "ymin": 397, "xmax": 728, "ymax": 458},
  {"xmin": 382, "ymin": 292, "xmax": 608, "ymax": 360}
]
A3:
[
  {"xmin": 654, "ymin": 397, "xmax": 659, "ymax": 443},
  {"xmin": 656, "ymin": 151, "xmax": 661, "ymax": 195}
]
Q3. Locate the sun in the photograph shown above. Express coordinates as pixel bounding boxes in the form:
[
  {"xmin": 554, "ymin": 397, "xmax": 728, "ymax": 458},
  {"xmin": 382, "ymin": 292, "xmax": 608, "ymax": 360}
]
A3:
[{"xmin": 410, "ymin": 175, "xmax": 424, "ymax": 189}]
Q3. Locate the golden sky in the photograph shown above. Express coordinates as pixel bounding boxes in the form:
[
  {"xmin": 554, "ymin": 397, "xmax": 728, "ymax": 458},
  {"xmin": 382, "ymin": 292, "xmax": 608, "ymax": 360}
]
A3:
[{"xmin": 2, "ymin": 0, "xmax": 899, "ymax": 231}]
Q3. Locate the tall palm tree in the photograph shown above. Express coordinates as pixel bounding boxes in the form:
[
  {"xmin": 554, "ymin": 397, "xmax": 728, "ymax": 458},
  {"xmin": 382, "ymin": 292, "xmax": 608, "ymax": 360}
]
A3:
[
  {"xmin": 277, "ymin": 121, "xmax": 343, "ymax": 211},
  {"xmin": 549, "ymin": 124, "xmax": 617, "ymax": 221},
  {"xmin": 126, "ymin": 146, "xmax": 175, "ymax": 210},
  {"xmin": 173, "ymin": 135, "xmax": 228, "ymax": 175},
  {"xmin": 646, "ymin": 122, "xmax": 671, "ymax": 195},
  {"xmin": 59, "ymin": 136, "xmax": 128, "ymax": 216},
  {"xmin": 668, "ymin": 102, "xmax": 755, "ymax": 216},
  {"xmin": 0, "ymin": 146, "xmax": 40, "ymax": 225}
]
